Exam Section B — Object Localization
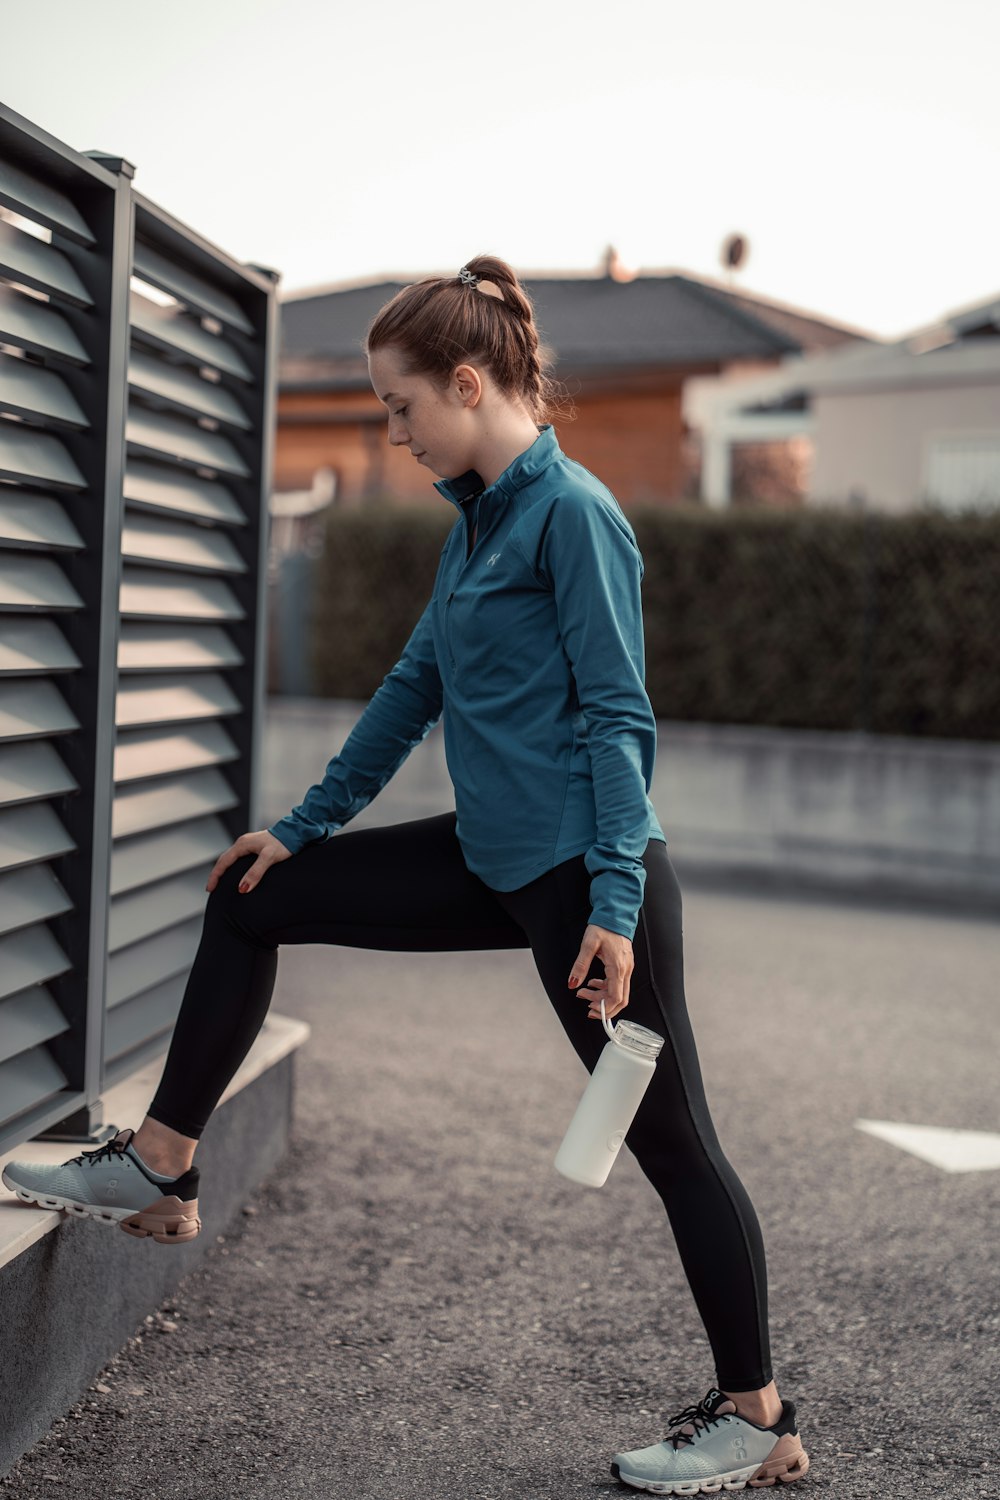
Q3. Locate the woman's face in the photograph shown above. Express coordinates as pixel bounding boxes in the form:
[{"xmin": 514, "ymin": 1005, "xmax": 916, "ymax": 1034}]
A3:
[{"xmin": 368, "ymin": 346, "xmax": 477, "ymax": 480}]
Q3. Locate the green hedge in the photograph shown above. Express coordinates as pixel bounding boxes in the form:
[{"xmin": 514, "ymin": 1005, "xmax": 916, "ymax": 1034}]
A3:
[
  {"xmin": 308, "ymin": 506, "xmax": 1000, "ymax": 740},
  {"xmin": 309, "ymin": 510, "xmax": 453, "ymax": 702}
]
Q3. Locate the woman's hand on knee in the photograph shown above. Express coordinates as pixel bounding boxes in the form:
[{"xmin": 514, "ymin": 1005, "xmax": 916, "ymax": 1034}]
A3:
[
  {"xmin": 205, "ymin": 831, "xmax": 292, "ymax": 895},
  {"xmin": 568, "ymin": 924, "xmax": 634, "ymax": 1020}
]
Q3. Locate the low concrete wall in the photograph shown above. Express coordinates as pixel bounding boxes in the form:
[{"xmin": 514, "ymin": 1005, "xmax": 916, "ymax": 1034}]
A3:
[
  {"xmin": 263, "ymin": 698, "xmax": 1000, "ymax": 912},
  {"xmin": 0, "ymin": 1018, "xmax": 307, "ymax": 1478},
  {"xmin": 652, "ymin": 722, "xmax": 1000, "ymax": 910}
]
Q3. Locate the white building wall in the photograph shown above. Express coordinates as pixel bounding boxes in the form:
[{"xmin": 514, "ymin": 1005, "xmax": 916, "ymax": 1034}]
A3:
[{"xmin": 810, "ymin": 382, "xmax": 1000, "ymax": 510}]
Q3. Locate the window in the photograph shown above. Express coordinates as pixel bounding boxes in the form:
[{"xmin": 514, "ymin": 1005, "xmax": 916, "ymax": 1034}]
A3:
[{"xmin": 923, "ymin": 435, "xmax": 1000, "ymax": 512}]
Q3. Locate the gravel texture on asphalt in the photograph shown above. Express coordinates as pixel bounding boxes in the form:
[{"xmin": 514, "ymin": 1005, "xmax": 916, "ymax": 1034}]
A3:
[{"xmin": 2, "ymin": 881, "xmax": 996, "ymax": 1500}]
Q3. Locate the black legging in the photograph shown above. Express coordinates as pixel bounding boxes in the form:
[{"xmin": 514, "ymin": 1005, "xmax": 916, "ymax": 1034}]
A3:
[{"xmin": 148, "ymin": 812, "xmax": 772, "ymax": 1391}]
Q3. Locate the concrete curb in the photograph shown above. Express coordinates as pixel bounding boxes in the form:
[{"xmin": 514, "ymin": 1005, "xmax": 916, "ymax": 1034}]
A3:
[{"xmin": 0, "ymin": 1016, "xmax": 307, "ymax": 1478}]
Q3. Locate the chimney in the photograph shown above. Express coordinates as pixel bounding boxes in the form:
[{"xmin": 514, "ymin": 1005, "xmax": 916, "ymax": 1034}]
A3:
[{"xmin": 602, "ymin": 244, "xmax": 637, "ymax": 283}]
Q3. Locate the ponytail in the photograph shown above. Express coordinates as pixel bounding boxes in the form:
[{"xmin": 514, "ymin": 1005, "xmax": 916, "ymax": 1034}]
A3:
[{"xmin": 364, "ymin": 254, "xmax": 571, "ymax": 425}]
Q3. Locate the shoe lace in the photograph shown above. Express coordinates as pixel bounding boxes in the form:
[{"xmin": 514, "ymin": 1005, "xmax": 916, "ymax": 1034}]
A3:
[
  {"xmin": 70, "ymin": 1136, "xmax": 126, "ymax": 1169},
  {"xmin": 664, "ymin": 1402, "xmax": 728, "ymax": 1450}
]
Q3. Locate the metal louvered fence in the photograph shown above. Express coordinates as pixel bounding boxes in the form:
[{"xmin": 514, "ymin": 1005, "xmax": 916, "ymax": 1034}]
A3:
[{"xmin": 0, "ymin": 104, "xmax": 278, "ymax": 1154}]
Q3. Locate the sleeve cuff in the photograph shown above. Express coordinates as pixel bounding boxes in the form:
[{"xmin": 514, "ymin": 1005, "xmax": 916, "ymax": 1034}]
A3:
[{"xmin": 266, "ymin": 817, "xmax": 325, "ymax": 856}]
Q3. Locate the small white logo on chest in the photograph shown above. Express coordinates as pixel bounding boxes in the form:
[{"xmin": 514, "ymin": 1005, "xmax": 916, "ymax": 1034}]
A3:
[{"xmin": 486, "ymin": 552, "xmax": 501, "ymax": 567}]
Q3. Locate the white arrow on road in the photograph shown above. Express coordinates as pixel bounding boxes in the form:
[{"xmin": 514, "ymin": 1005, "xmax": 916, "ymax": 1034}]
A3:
[{"xmin": 855, "ymin": 1119, "xmax": 1000, "ymax": 1172}]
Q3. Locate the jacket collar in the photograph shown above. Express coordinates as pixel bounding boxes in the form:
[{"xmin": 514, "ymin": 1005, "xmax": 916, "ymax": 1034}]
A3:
[{"xmin": 433, "ymin": 424, "xmax": 561, "ymax": 512}]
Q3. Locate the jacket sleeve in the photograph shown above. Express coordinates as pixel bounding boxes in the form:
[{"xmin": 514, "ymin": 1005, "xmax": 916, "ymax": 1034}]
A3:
[
  {"xmin": 266, "ymin": 597, "xmax": 444, "ymax": 854},
  {"xmin": 538, "ymin": 492, "xmax": 657, "ymax": 940}
]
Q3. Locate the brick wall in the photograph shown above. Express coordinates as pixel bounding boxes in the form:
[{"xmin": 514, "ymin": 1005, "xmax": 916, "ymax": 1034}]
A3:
[
  {"xmin": 554, "ymin": 387, "xmax": 686, "ymax": 505},
  {"xmin": 275, "ymin": 390, "xmax": 433, "ymax": 508},
  {"xmin": 276, "ymin": 382, "xmax": 692, "ymax": 510}
]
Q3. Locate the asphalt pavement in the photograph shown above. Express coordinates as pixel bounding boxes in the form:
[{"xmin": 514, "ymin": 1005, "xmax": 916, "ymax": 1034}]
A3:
[{"xmin": 2, "ymin": 749, "xmax": 997, "ymax": 1499}]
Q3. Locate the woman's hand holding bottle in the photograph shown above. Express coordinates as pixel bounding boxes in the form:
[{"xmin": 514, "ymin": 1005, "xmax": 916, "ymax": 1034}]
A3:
[
  {"xmin": 568, "ymin": 923, "xmax": 635, "ymax": 1021},
  {"xmin": 205, "ymin": 830, "xmax": 293, "ymax": 896}
]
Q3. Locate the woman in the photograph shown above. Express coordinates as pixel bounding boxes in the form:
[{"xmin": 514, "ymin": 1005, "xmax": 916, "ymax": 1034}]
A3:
[{"xmin": 4, "ymin": 257, "xmax": 809, "ymax": 1494}]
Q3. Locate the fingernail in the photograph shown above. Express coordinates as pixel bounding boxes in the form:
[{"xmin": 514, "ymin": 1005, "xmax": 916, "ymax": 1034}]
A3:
[
  {"xmin": 568, "ymin": 975, "xmax": 578, "ymax": 987},
  {"xmin": 239, "ymin": 882, "xmax": 248, "ymax": 893}
]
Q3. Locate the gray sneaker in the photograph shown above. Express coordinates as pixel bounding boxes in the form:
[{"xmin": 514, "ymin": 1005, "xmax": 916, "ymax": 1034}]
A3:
[
  {"xmin": 610, "ymin": 1386, "xmax": 809, "ymax": 1494},
  {"xmin": 2, "ymin": 1126, "xmax": 201, "ymax": 1245}
]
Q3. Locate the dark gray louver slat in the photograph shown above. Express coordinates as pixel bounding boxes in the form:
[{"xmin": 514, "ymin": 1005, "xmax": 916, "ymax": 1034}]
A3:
[
  {"xmin": 0, "ymin": 864, "xmax": 73, "ymax": 938},
  {"xmin": 117, "ymin": 673, "xmax": 241, "ymax": 730},
  {"xmin": 0, "ymin": 283, "xmax": 90, "ymax": 366},
  {"xmin": 126, "ymin": 407, "xmax": 250, "ymax": 477},
  {"xmin": 105, "ymin": 233, "xmax": 258, "ymax": 1083},
  {"xmin": 112, "ymin": 768, "xmax": 238, "ymax": 843},
  {"xmin": 128, "ymin": 350, "xmax": 253, "ymax": 431},
  {"xmin": 0, "ymin": 979, "xmax": 73, "ymax": 1133},
  {"xmin": 0, "ymin": 615, "xmax": 81, "ymax": 674},
  {"xmin": 0, "ymin": 160, "xmax": 93, "ymax": 1139},
  {"xmin": 1, "ymin": 488, "xmax": 87, "ymax": 549},
  {"xmin": 0, "ymin": 676, "xmax": 80, "ymax": 737},
  {"xmin": 117, "ymin": 621, "xmax": 243, "ymax": 673},
  {"xmin": 0, "ymin": 985, "xmax": 71, "ymax": 1063},
  {"xmin": 114, "ymin": 720, "xmax": 240, "ymax": 780},
  {"xmin": 0, "ymin": 354, "xmax": 90, "ymax": 429},
  {"xmin": 131, "ymin": 239, "xmax": 254, "ymax": 335},
  {"xmin": 0, "ymin": 925, "xmax": 72, "ymax": 1004},
  {"xmin": 0, "ymin": 156, "xmax": 97, "ymax": 244},
  {"xmin": 107, "ymin": 919, "xmax": 203, "ymax": 1011},
  {"xmin": 0, "ymin": 740, "xmax": 78, "ymax": 804},
  {"xmin": 109, "ymin": 814, "xmax": 235, "ymax": 898},
  {"xmin": 122, "ymin": 513, "xmax": 247, "ymax": 575},
  {"xmin": 104, "ymin": 975, "xmax": 188, "ymax": 1066},
  {"xmin": 0, "ymin": 802, "xmax": 76, "ymax": 867},
  {"xmin": 129, "ymin": 290, "xmax": 253, "ymax": 380},
  {"xmin": 0, "ymin": 215, "xmax": 93, "ymax": 307},
  {"xmin": 0, "ymin": 1048, "xmax": 70, "ymax": 1127},
  {"xmin": 119, "ymin": 566, "xmax": 244, "ymax": 621},
  {"xmin": 123, "ymin": 458, "xmax": 248, "ymax": 527},
  {"xmin": 108, "ymin": 867, "xmax": 221, "ymax": 954},
  {"xmin": 0, "ymin": 417, "xmax": 88, "ymax": 488}
]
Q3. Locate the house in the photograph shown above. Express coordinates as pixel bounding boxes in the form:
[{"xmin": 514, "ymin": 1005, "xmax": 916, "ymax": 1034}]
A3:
[
  {"xmin": 275, "ymin": 252, "xmax": 872, "ymax": 510},
  {"xmin": 686, "ymin": 291, "xmax": 1000, "ymax": 511}
]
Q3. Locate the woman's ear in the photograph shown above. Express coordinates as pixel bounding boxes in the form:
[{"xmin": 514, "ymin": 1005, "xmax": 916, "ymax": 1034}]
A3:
[{"xmin": 452, "ymin": 363, "xmax": 483, "ymax": 409}]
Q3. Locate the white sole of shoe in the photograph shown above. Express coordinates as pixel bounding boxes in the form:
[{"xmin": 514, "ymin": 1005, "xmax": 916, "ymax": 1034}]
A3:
[
  {"xmin": 3, "ymin": 1178, "xmax": 202, "ymax": 1243},
  {"xmin": 613, "ymin": 1436, "xmax": 810, "ymax": 1493},
  {"xmin": 614, "ymin": 1462, "xmax": 760, "ymax": 1494},
  {"xmin": 4, "ymin": 1182, "xmax": 134, "ymax": 1224}
]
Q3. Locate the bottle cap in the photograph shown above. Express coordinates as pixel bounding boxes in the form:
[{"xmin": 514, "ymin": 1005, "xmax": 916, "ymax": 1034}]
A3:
[{"xmin": 600, "ymin": 999, "xmax": 664, "ymax": 1059}]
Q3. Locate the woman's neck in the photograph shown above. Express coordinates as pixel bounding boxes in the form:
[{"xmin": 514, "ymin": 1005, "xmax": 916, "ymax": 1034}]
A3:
[{"xmin": 470, "ymin": 412, "xmax": 544, "ymax": 489}]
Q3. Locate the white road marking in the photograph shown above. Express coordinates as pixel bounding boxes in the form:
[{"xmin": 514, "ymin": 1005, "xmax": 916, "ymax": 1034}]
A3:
[{"xmin": 855, "ymin": 1119, "xmax": 1000, "ymax": 1172}]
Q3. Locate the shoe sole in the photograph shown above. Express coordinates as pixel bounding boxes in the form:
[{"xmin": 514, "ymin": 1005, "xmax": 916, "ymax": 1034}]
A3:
[
  {"xmin": 3, "ymin": 1181, "xmax": 201, "ymax": 1245},
  {"xmin": 611, "ymin": 1434, "xmax": 810, "ymax": 1493}
]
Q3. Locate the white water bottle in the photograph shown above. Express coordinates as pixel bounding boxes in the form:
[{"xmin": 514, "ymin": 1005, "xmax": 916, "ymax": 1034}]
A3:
[{"xmin": 554, "ymin": 1000, "xmax": 665, "ymax": 1187}]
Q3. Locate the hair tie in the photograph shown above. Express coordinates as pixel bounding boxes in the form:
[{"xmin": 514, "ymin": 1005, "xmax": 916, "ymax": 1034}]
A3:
[{"xmin": 458, "ymin": 266, "xmax": 480, "ymax": 287}]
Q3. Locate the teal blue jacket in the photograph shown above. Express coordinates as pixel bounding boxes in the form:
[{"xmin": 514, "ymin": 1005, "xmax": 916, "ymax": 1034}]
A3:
[{"xmin": 267, "ymin": 424, "xmax": 665, "ymax": 939}]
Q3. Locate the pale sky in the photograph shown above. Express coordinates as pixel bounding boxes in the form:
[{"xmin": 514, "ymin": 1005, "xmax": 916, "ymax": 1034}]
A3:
[{"xmin": 3, "ymin": 0, "xmax": 998, "ymax": 340}]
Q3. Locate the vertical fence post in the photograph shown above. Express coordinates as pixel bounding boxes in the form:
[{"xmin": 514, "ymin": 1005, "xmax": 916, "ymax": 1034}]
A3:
[
  {"xmin": 38, "ymin": 154, "xmax": 135, "ymax": 1140},
  {"xmin": 246, "ymin": 263, "xmax": 281, "ymax": 831}
]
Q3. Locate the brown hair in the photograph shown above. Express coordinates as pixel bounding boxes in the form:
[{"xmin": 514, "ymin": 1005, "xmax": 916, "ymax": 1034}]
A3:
[{"xmin": 363, "ymin": 254, "xmax": 568, "ymax": 425}]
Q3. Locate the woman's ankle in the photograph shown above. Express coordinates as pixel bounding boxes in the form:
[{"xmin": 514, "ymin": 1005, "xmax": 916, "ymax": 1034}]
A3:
[
  {"xmin": 722, "ymin": 1380, "xmax": 784, "ymax": 1428},
  {"xmin": 131, "ymin": 1118, "xmax": 198, "ymax": 1177}
]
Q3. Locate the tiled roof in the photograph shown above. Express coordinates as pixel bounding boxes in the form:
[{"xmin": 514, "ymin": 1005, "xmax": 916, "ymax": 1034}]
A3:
[{"xmin": 278, "ymin": 270, "xmax": 872, "ymax": 389}]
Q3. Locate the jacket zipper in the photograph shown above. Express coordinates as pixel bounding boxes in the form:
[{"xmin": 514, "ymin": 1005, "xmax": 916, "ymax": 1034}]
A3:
[
  {"xmin": 444, "ymin": 588, "xmax": 457, "ymax": 671},
  {"xmin": 445, "ymin": 491, "xmax": 485, "ymax": 672}
]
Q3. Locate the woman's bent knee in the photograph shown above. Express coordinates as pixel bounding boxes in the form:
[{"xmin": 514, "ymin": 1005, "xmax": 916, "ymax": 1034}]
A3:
[
  {"xmin": 206, "ymin": 853, "xmax": 255, "ymax": 908},
  {"xmin": 204, "ymin": 855, "xmax": 277, "ymax": 945}
]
